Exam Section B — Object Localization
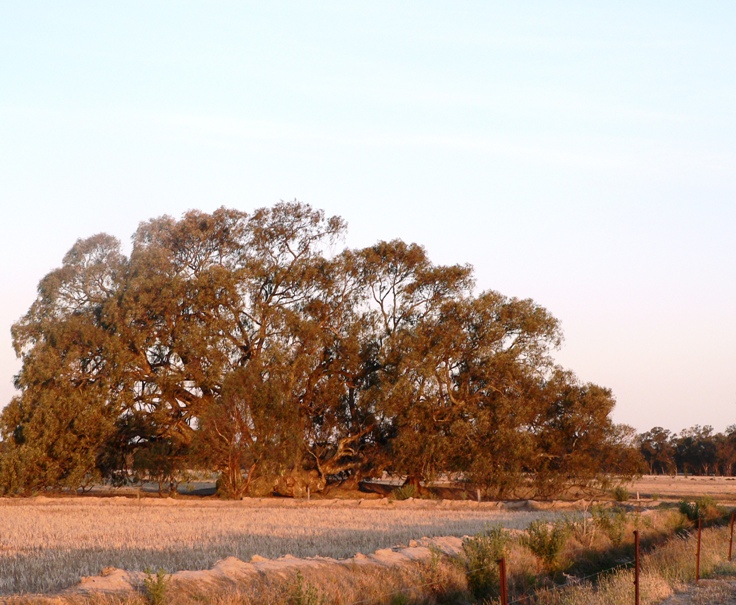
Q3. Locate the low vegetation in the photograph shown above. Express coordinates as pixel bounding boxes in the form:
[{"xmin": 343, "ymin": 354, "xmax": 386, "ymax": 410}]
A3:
[
  {"xmin": 0, "ymin": 498, "xmax": 565, "ymax": 595},
  {"xmin": 461, "ymin": 525, "xmax": 510, "ymax": 598},
  {"xmin": 8, "ymin": 501, "xmax": 736, "ymax": 604}
]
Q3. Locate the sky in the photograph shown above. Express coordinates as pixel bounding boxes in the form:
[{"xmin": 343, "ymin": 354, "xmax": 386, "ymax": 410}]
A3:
[{"xmin": 1, "ymin": 2, "xmax": 735, "ymax": 434}]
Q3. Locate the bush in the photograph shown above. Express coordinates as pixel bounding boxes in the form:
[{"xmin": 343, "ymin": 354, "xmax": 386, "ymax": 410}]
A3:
[
  {"xmin": 289, "ymin": 571, "xmax": 324, "ymax": 605},
  {"xmin": 591, "ymin": 505, "xmax": 628, "ymax": 546},
  {"xmin": 462, "ymin": 525, "xmax": 510, "ymax": 599},
  {"xmin": 611, "ymin": 486, "xmax": 630, "ymax": 502},
  {"xmin": 143, "ymin": 568, "xmax": 169, "ymax": 605},
  {"xmin": 391, "ymin": 483, "xmax": 419, "ymax": 500},
  {"xmin": 521, "ymin": 520, "xmax": 569, "ymax": 572},
  {"xmin": 678, "ymin": 496, "xmax": 722, "ymax": 522}
]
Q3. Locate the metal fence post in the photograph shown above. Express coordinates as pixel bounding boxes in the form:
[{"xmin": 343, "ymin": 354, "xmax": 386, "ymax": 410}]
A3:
[
  {"xmin": 497, "ymin": 557, "xmax": 508, "ymax": 605},
  {"xmin": 633, "ymin": 529, "xmax": 640, "ymax": 605},
  {"xmin": 696, "ymin": 517, "xmax": 702, "ymax": 582},
  {"xmin": 729, "ymin": 511, "xmax": 735, "ymax": 562}
]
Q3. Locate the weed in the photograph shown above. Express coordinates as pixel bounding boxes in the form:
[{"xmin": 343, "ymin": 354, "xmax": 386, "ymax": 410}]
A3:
[
  {"xmin": 143, "ymin": 568, "xmax": 169, "ymax": 605},
  {"xmin": 427, "ymin": 544, "xmax": 444, "ymax": 591},
  {"xmin": 289, "ymin": 571, "xmax": 324, "ymax": 605}
]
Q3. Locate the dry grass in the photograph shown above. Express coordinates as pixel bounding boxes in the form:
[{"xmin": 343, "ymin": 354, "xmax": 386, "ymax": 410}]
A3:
[
  {"xmin": 0, "ymin": 496, "xmax": 565, "ymax": 596},
  {"xmin": 12, "ymin": 555, "xmax": 469, "ymax": 605},
  {"xmin": 517, "ymin": 515, "xmax": 736, "ymax": 605},
  {"xmin": 6, "ymin": 497, "xmax": 736, "ymax": 605},
  {"xmin": 626, "ymin": 475, "xmax": 736, "ymax": 503}
]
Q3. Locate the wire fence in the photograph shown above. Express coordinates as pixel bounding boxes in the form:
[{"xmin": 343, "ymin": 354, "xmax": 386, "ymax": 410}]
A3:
[{"xmin": 332, "ymin": 511, "xmax": 736, "ymax": 605}]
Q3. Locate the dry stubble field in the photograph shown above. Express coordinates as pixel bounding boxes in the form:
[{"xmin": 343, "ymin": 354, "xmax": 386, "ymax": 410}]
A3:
[
  {"xmin": 627, "ymin": 475, "xmax": 736, "ymax": 501},
  {"xmin": 4, "ymin": 476, "xmax": 735, "ymax": 598},
  {"xmin": 0, "ymin": 496, "xmax": 565, "ymax": 596}
]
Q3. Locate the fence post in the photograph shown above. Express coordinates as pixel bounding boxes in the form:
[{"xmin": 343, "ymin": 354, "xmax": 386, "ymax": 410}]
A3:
[
  {"xmin": 633, "ymin": 529, "xmax": 640, "ymax": 605},
  {"xmin": 497, "ymin": 557, "xmax": 508, "ymax": 605},
  {"xmin": 729, "ymin": 511, "xmax": 735, "ymax": 562},
  {"xmin": 696, "ymin": 517, "xmax": 702, "ymax": 582}
]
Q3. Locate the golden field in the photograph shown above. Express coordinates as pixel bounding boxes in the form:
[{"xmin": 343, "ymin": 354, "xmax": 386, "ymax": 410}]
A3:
[
  {"xmin": 627, "ymin": 475, "xmax": 736, "ymax": 502},
  {"xmin": 0, "ymin": 496, "xmax": 563, "ymax": 596}
]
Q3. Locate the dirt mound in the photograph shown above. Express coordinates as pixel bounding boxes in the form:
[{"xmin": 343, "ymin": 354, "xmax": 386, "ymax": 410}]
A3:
[{"xmin": 60, "ymin": 536, "xmax": 465, "ymax": 597}]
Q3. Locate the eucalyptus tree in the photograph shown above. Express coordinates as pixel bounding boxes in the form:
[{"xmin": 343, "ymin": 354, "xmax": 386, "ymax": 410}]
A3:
[
  {"xmin": 115, "ymin": 207, "xmax": 261, "ymax": 483},
  {"xmin": 350, "ymin": 239, "xmax": 475, "ymax": 488},
  {"xmin": 530, "ymin": 369, "xmax": 644, "ymax": 497},
  {"xmin": 121, "ymin": 202, "xmax": 352, "ymax": 494},
  {"xmin": 0, "ymin": 200, "xmax": 638, "ymax": 498},
  {"xmin": 674, "ymin": 425, "xmax": 718, "ymax": 476},
  {"xmin": 0, "ymin": 234, "xmax": 127, "ymax": 492},
  {"xmin": 638, "ymin": 426, "xmax": 677, "ymax": 475},
  {"xmin": 434, "ymin": 292, "xmax": 562, "ymax": 497}
]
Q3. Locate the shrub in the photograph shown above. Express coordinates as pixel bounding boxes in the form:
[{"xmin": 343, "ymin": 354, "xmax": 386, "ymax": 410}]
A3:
[
  {"xmin": 611, "ymin": 486, "xmax": 630, "ymax": 502},
  {"xmin": 591, "ymin": 505, "xmax": 628, "ymax": 546},
  {"xmin": 521, "ymin": 520, "xmax": 569, "ymax": 572},
  {"xmin": 462, "ymin": 525, "xmax": 511, "ymax": 599},
  {"xmin": 391, "ymin": 483, "xmax": 419, "ymax": 501},
  {"xmin": 678, "ymin": 496, "xmax": 722, "ymax": 523},
  {"xmin": 289, "ymin": 571, "xmax": 324, "ymax": 605},
  {"xmin": 143, "ymin": 568, "xmax": 169, "ymax": 605}
]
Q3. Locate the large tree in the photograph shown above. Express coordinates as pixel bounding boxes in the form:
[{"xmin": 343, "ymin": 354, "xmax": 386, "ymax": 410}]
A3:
[
  {"xmin": 1, "ymin": 201, "xmax": 635, "ymax": 498},
  {"xmin": 638, "ymin": 427, "xmax": 676, "ymax": 475}
]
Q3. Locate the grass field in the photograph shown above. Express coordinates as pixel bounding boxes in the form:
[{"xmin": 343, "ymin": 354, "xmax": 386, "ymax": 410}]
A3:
[
  {"xmin": 3, "ymin": 476, "xmax": 735, "ymax": 598},
  {"xmin": 627, "ymin": 475, "xmax": 736, "ymax": 502},
  {"xmin": 0, "ymin": 497, "xmax": 566, "ymax": 595}
]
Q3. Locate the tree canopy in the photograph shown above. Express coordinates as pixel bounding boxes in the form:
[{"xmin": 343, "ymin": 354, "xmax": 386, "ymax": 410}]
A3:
[
  {"xmin": 638, "ymin": 424, "xmax": 736, "ymax": 477},
  {"xmin": 0, "ymin": 201, "xmax": 642, "ymax": 497}
]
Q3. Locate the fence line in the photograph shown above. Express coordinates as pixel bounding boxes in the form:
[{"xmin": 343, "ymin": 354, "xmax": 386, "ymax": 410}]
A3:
[
  {"xmin": 336, "ymin": 511, "xmax": 735, "ymax": 605},
  {"xmin": 338, "ymin": 553, "xmax": 633, "ymax": 605}
]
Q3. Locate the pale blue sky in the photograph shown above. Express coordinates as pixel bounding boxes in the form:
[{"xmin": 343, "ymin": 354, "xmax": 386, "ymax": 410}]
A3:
[{"xmin": 1, "ymin": 2, "xmax": 735, "ymax": 432}]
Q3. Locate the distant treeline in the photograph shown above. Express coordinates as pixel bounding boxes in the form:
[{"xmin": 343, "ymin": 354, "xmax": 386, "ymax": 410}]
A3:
[
  {"xmin": 637, "ymin": 425, "xmax": 736, "ymax": 477},
  {"xmin": 1, "ymin": 202, "xmax": 643, "ymax": 498}
]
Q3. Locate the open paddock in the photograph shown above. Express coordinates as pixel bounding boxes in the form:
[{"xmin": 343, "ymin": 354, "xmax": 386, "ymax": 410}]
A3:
[
  {"xmin": 627, "ymin": 475, "xmax": 736, "ymax": 502},
  {"xmin": 0, "ymin": 497, "xmax": 569, "ymax": 596}
]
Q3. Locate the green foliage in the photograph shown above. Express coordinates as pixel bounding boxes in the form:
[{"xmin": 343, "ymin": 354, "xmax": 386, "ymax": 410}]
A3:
[
  {"xmin": 392, "ymin": 483, "xmax": 419, "ymax": 500},
  {"xmin": 611, "ymin": 486, "xmax": 630, "ymax": 502},
  {"xmin": 532, "ymin": 377, "xmax": 644, "ymax": 499},
  {"xmin": 678, "ymin": 496, "xmax": 722, "ymax": 522},
  {"xmin": 461, "ymin": 525, "xmax": 510, "ymax": 599},
  {"xmin": 143, "ymin": 568, "xmax": 169, "ymax": 605},
  {"xmin": 0, "ymin": 201, "xmax": 637, "ymax": 499},
  {"xmin": 591, "ymin": 505, "xmax": 628, "ymax": 545},
  {"xmin": 289, "ymin": 571, "xmax": 324, "ymax": 605},
  {"xmin": 521, "ymin": 520, "xmax": 569, "ymax": 572},
  {"xmin": 426, "ymin": 544, "xmax": 448, "ymax": 595}
]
